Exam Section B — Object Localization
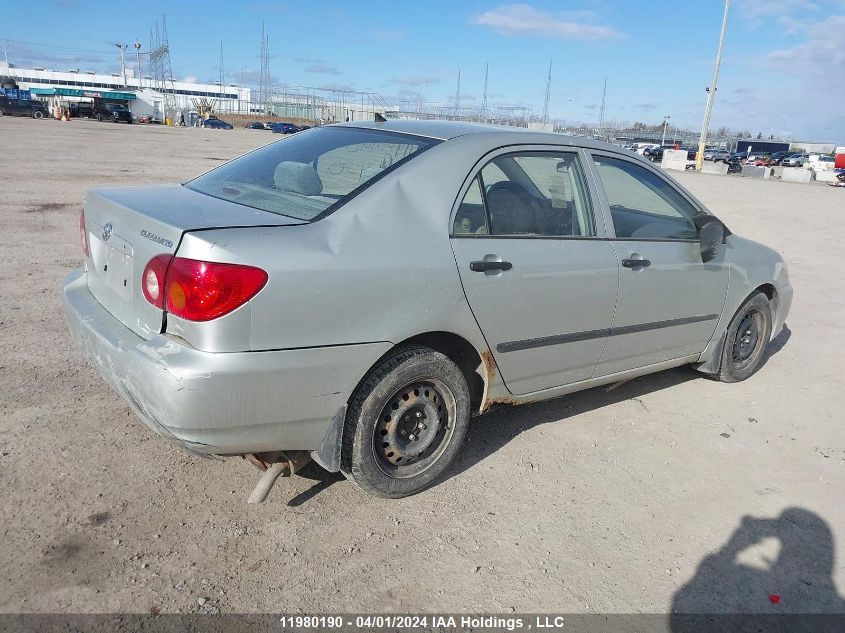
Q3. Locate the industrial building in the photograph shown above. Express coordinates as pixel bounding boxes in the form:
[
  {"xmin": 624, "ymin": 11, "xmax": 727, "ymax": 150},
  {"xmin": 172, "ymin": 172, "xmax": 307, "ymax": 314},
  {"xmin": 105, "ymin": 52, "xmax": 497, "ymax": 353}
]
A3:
[{"xmin": 0, "ymin": 61, "xmax": 250, "ymax": 121}]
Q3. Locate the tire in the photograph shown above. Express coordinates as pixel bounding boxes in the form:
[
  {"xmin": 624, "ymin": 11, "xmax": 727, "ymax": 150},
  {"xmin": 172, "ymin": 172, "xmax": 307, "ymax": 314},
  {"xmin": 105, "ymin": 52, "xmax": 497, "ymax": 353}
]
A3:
[
  {"xmin": 0, "ymin": 108, "xmax": 5, "ymax": 116},
  {"xmin": 341, "ymin": 345, "xmax": 470, "ymax": 498},
  {"xmin": 716, "ymin": 292, "xmax": 773, "ymax": 383},
  {"xmin": 96, "ymin": 113, "xmax": 102, "ymax": 122},
  {"xmin": 32, "ymin": 110, "xmax": 44, "ymax": 119}
]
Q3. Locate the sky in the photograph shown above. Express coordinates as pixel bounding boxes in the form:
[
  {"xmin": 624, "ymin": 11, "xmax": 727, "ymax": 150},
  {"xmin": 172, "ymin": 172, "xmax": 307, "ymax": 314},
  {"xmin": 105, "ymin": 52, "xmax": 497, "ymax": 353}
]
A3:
[{"xmin": 2, "ymin": 0, "xmax": 844, "ymax": 140}]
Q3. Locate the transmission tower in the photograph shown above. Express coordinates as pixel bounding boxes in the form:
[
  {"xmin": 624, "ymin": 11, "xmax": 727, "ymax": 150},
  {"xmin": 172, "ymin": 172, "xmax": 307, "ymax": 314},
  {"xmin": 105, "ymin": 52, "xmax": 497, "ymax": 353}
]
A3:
[
  {"xmin": 454, "ymin": 69, "xmax": 461, "ymax": 115},
  {"xmin": 149, "ymin": 15, "xmax": 177, "ymax": 121},
  {"xmin": 542, "ymin": 60, "xmax": 552, "ymax": 125},
  {"xmin": 481, "ymin": 63, "xmax": 489, "ymax": 119},
  {"xmin": 258, "ymin": 22, "xmax": 271, "ymax": 115},
  {"xmin": 219, "ymin": 41, "xmax": 225, "ymax": 104},
  {"xmin": 597, "ymin": 77, "xmax": 607, "ymax": 140}
]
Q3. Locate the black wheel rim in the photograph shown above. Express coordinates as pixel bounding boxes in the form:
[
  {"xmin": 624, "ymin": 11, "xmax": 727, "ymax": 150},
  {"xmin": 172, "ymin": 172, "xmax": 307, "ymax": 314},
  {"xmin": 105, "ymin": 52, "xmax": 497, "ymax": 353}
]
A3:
[
  {"xmin": 372, "ymin": 378, "xmax": 456, "ymax": 479},
  {"xmin": 732, "ymin": 308, "xmax": 764, "ymax": 367}
]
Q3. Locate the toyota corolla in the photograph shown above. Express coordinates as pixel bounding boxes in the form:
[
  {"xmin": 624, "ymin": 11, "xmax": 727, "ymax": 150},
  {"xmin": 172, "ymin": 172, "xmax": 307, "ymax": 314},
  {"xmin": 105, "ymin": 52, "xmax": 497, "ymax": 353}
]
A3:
[{"xmin": 62, "ymin": 120, "xmax": 792, "ymax": 498}]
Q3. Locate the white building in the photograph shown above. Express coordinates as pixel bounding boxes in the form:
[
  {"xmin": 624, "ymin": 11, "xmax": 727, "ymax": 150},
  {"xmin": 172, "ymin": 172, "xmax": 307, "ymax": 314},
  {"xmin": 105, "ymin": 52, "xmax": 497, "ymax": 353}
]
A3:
[{"xmin": 0, "ymin": 62, "xmax": 251, "ymax": 120}]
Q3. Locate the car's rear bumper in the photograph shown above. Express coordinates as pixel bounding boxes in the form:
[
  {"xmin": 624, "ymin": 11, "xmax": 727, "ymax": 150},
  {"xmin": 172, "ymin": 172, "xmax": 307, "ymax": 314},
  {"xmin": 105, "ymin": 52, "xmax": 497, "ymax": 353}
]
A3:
[{"xmin": 62, "ymin": 269, "xmax": 392, "ymax": 455}]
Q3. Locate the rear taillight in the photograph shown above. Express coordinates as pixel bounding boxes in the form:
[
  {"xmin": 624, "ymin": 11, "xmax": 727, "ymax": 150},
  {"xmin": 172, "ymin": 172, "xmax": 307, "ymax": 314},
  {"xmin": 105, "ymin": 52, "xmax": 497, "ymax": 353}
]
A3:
[
  {"xmin": 141, "ymin": 254, "xmax": 173, "ymax": 309},
  {"xmin": 79, "ymin": 210, "xmax": 90, "ymax": 258},
  {"xmin": 141, "ymin": 256, "xmax": 267, "ymax": 322}
]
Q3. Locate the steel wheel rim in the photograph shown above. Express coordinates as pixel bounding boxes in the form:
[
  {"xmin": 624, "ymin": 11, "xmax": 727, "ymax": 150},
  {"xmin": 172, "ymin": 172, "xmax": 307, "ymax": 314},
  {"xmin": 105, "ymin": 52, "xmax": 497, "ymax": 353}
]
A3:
[
  {"xmin": 372, "ymin": 378, "xmax": 456, "ymax": 479},
  {"xmin": 732, "ymin": 308, "xmax": 764, "ymax": 368}
]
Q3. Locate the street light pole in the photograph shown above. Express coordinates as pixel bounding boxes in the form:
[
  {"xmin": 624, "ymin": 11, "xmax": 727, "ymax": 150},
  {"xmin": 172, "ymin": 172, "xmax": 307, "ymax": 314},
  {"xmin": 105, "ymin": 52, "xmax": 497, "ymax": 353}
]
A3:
[
  {"xmin": 134, "ymin": 42, "xmax": 142, "ymax": 86},
  {"xmin": 661, "ymin": 115, "xmax": 671, "ymax": 146},
  {"xmin": 696, "ymin": 0, "xmax": 730, "ymax": 170},
  {"xmin": 115, "ymin": 43, "xmax": 128, "ymax": 87}
]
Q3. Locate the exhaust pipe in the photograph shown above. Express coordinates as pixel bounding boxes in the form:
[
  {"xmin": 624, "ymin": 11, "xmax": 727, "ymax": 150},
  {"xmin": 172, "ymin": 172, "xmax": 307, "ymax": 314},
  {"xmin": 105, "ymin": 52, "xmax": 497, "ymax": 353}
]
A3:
[{"xmin": 245, "ymin": 451, "xmax": 312, "ymax": 504}]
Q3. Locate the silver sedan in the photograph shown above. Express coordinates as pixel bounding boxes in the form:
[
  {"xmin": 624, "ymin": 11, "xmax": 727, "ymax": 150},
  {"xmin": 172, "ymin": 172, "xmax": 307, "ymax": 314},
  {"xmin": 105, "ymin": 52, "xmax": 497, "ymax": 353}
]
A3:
[{"xmin": 62, "ymin": 120, "xmax": 792, "ymax": 498}]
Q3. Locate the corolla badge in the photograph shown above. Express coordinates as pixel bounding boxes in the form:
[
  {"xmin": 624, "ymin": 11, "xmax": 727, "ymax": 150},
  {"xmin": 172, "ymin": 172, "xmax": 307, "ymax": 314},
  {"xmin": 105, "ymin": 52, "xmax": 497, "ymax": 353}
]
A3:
[{"xmin": 102, "ymin": 222, "xmax": 113, "ymax": 241}]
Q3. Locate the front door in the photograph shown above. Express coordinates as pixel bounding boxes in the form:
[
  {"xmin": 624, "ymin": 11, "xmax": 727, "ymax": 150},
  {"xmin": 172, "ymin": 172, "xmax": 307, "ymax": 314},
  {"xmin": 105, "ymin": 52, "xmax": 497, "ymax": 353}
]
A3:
[
  {"xmin": 450, "ymin": 148, "xmax": 619, "ymax": 395},
  {"xmin": 589, "ymin": 153, "xmax": 730, "ymax": 376}
]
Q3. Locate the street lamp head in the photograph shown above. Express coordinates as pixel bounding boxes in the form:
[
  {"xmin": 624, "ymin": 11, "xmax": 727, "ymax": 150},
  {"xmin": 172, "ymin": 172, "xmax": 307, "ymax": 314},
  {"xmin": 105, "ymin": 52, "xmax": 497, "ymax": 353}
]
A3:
[{"xmin": 134, "ymin": 42, "xmax": 141, "ymax": 50}]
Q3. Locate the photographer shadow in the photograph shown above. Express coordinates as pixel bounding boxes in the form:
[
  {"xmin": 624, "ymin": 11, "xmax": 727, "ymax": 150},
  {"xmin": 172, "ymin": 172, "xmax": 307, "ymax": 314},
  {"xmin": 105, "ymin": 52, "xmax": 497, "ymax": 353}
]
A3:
[{"xmin": 671, "ymin": 508, "xmax": 845, "ymax": 631}]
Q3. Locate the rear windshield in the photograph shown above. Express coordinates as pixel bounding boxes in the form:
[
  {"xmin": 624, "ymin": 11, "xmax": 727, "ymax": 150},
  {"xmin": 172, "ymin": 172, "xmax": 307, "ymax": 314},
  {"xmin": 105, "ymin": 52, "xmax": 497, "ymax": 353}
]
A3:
[{"xmin": 185, "ymin": 126, "xmax": 439, "ymax": 221}]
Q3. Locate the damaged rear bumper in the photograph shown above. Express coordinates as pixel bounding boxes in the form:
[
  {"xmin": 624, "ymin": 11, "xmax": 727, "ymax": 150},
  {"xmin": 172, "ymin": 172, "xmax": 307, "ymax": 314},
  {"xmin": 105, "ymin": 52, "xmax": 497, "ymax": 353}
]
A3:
[{"xmin": 62, "ymin": 269, "xmax": 391, "ymax": 455}]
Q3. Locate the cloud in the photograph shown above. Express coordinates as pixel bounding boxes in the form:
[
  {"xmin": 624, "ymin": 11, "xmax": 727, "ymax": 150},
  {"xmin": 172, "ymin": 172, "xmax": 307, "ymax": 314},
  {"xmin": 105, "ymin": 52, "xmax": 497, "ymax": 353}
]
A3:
[
  {"xmin": 737, "ymin": 0, "xmax": 820, "ymax": 19},
  {"xmin": 318, "ymin": 82, "xmax": 356, "ymax": 92},
  {"xmin": 472, "ymin": 4, "xmax": 621, "ymax": 40},
  {"xmin": 182, "ymin": 75, "xmax": 198, "ymax": 84},
  {"xmin": 733, "ymin": 87, "xmax": 754, "ymax": 94},
  {"xmin": 766, "ymin": 14, "xmax": 845, "ymax": 94},
  {"xmin": 389, "ymin": 76, "xmax": 441, "ymax": 86},
  {"xmin": 304, "ymin": 64, "xmax": 341, "ymax": 75},
  {"xmin": 635, "ymin": 103, "xmax": 657, "ymax": 110},
  {"xmin": 3, "ymin": 40, "xmax": 110, "ymax": 70},
  {"xmin": 294, "ymin": 57, "xmax": 325, "ymax": 64}
]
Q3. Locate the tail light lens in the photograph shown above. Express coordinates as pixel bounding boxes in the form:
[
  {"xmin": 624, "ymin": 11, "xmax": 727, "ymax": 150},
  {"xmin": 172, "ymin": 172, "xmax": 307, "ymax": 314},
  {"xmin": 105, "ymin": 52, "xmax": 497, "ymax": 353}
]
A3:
[
  {"xmin": 79, "ymin": 210, "xmax": 90, "ymax": 258},
  {"xmin": 141, "ymin": 256, "xmax": 268, "ymax": 322},
  {"xmin": 141, "ymin": 254, "xmax": 172, "ymax": 309}
]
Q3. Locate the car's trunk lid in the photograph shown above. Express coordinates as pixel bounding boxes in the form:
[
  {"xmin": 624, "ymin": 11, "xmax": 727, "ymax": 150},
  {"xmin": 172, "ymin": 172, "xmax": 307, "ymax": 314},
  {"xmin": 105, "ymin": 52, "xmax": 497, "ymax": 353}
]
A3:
[{"xmin": 83, "ymin": 184, "xmax": 304, "ymax": 339}]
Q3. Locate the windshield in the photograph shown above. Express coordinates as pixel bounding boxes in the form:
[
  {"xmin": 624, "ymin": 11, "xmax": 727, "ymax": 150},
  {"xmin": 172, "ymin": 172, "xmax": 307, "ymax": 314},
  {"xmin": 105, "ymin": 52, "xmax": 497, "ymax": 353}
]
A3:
[{"xmin": 186, "ymin": 126, "xmax": 439, "ymax": 221}]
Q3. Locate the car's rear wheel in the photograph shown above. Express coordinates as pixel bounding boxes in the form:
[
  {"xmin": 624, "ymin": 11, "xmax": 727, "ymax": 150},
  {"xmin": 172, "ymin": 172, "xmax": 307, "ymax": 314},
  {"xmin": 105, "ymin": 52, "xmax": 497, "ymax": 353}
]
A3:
[
  {"xmin": 717, "ymin": 292, "xmax": 772, "ymax": 382},
  {"xmin": 341, "ymin": 346, "xmax": 470, "ymax": 498}
]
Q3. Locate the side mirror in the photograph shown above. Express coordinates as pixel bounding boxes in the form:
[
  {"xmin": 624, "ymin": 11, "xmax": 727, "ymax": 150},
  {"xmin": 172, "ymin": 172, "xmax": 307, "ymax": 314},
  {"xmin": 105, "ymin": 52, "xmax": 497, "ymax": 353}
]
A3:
[{"xmin": 699, "ymin": 220, "xmax": 725, "ymax": 263}]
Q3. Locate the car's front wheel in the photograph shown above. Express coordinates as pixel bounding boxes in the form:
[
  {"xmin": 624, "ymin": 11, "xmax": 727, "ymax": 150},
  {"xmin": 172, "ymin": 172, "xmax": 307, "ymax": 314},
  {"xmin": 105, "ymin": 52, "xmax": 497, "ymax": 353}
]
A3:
[
  {"xmin": 717, "ymin": 292, "xmax": 773, "ymax": 382},
  {"xmin": 32, "ymin": 110, "xmax": 44, "ymax": 119},
  {"xmin": 341, "ymin": 346, "xmax": 470, "ymax": 498}
]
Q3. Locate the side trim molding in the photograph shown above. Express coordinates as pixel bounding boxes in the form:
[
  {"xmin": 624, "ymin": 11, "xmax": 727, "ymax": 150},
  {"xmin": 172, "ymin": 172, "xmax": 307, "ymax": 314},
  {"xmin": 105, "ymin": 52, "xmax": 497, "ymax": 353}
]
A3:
[{"xmin": 496, "ymin": 314, "xmax": 719, "ymax": 353}]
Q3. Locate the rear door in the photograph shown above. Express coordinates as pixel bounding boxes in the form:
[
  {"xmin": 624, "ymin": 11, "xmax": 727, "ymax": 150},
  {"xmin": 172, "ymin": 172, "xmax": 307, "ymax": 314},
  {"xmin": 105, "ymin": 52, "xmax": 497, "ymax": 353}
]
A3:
[
  {"xmin": 450, "ymin": 147, "xmax": 619, "ymax": 395},
  {"xmin": 588, "ymin": 152, "xmax": 729, "ymax": 376}
]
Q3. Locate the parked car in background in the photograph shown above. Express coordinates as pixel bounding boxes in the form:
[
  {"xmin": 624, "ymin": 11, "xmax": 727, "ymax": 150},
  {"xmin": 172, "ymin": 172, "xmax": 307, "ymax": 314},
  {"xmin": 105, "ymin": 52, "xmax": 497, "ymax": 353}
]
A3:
[
  {"xmin": 63, "ymin": 120, "xmax": 791, "ymax": 498},
  {"xmin": 0, "ymin": 95, "xmax": 49, "ymax": 119},
  {"xmin": 809, "ymin": 155, "xmax": 836, "ymax": 172},
  {"xmin": 727, "ymin": 152, "xmax": 747, "ymax": 163},
  {"xmin": 769, "ymin": 151, "xmax": 791, "ymax": 166},
  {"xmin": 782, "ymin": 153, "xmax": 809, "ymax": 167},
  {"xmin": 707, "ymin": 150, "xmax": 730, "ymax": 161},
  {"xmin": 245, "ymin": 121, "xmax": 267, "ymax": 129},
  {"xmin": 270, "ymin": 122, "xmax": 301, "ymax": 134},
  {"xmin": 745, "ymin": 153, "xmax": 771, "ymax": 165},
  {"xmin": 644, "ymin": 146, "xmax": 664, "ymax": 162},
  {"xmin": 202, "ymin": 117, "xmax": 233, "ymax": 130},
  {"xmin": 94, "ymin": 103, "xmax": 133, "ymax": 123}
]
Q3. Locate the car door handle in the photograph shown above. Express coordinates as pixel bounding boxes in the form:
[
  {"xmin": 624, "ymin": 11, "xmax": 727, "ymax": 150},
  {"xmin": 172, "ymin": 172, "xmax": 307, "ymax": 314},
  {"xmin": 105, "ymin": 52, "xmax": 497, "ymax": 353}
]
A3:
[
  {"xmin": 470, "ymin": 260, "xmax": 513, "ymax": 272},
  {"xmin": 621, "ymin": 258, "xmax": 651, "ymax": 268}
]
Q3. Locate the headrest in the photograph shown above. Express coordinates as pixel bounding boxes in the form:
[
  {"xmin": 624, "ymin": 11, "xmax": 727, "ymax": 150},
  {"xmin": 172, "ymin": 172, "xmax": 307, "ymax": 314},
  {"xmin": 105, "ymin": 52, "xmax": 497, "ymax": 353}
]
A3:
[{"xmin": 273, "ymin": 161, "xmax": 323, "ymax": 196}]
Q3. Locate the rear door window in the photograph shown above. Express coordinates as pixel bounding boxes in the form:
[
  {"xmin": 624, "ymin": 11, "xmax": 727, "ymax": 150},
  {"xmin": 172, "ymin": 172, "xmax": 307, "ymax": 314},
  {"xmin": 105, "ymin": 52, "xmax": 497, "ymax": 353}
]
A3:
[{"xmin": 453, "ymin": 151, "xmax": 595, "ymax": 237}]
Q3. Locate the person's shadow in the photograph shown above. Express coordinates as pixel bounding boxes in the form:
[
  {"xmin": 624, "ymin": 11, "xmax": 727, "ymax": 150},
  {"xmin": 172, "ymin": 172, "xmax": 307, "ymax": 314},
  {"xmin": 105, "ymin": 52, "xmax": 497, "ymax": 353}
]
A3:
[{"xmin": 671, "ymin": 508, "xmax": 845, "ymax": 632}]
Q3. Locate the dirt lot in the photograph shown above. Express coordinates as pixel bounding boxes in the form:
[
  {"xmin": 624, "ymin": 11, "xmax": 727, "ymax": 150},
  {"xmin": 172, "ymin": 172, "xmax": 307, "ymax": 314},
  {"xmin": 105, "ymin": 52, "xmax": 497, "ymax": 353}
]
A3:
[{"xmin": 1, "ymin": 116, "xmax": 843, "ymax": 615}]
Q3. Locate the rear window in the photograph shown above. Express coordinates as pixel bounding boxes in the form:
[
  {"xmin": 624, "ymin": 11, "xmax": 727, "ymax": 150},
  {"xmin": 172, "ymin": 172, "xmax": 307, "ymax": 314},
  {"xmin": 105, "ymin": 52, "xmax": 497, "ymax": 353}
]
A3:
[{"xmin": 186, "ymin": 126, "xmax": 439, "ymax": 221}]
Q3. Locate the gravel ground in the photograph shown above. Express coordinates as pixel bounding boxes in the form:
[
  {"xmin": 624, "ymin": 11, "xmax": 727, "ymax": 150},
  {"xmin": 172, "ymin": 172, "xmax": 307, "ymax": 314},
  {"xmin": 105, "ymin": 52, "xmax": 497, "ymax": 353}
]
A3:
[{"xmin": 1, "ymin": 116, "xmax": 843, "ymax": 615}]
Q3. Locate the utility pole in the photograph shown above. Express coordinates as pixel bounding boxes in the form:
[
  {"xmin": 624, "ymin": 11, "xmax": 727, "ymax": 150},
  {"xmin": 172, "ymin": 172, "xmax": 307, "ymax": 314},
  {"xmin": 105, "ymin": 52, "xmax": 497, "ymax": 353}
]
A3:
[
  {"xmin": 115, "ymin": 42, "xmax": 128, "ymax": 87},
  {"xmin": 696, "ymin": 0, "xmax": 730, "ymax": 170},
  {"xmin": 661, "ymin": 115, "xmax": 671, "ymax": 146},
  {"xmin": 134, "ymin": 42, "xmax": 142, "ymax": 85}
]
